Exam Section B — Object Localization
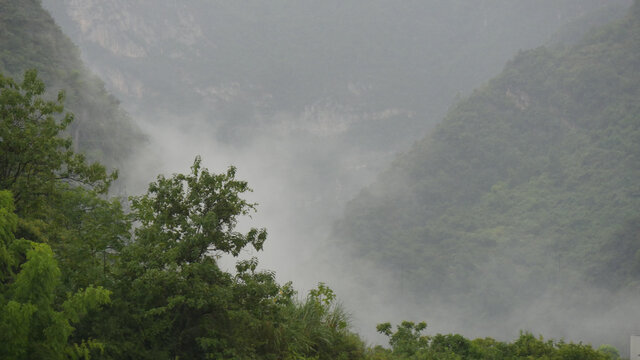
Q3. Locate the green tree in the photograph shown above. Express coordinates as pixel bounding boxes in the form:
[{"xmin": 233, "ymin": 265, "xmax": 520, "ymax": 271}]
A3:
[
  {"xmin": 597, "ymin": 344, "xmax": 620, "ymax": 360},
  {"xmin": 376, "ymin": 321, "xmax": 429, "ymax": 357},
  {"xmin": 0, "ymin": 70, "xmax": 116, "ymax": 216},
  {"xmin": 43, "ymin": 186, "xmax": 130, "ymax": 293},
  {"xmin": 0, "ymin": 190, "xmax": 111, "ymax": 360},
  {"xmin": 94, "ymin": 157, "xmax": 271, "ymax": 359},
  {"xmin": 0, "ymin": 69, "xmax": 127, "ymax": 297},
  {"xmin": 129, "ymin": 156, "xmax": 266, "ymax": 263}
]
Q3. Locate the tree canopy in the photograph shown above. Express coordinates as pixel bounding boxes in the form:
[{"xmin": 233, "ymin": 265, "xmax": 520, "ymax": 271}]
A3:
[{"xmin": 0, "ymin": 70, "xmax": 115, "ymax": 215}]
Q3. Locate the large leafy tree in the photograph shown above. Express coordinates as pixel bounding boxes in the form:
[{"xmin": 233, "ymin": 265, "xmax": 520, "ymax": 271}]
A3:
[
  {"xmin": 93, "ymin": 157, "xmax": 275, "ymax": 359},
  {"xmin": 0, "ymin": 69, "xmax": 116, "ymax": 216},
  {"xmin": 77, "ymin": 157, "xmax": 369, "ymax": 359},
  {"xmin": 129, "ymin": 156, "xmax": 266, "ymax": 264}
]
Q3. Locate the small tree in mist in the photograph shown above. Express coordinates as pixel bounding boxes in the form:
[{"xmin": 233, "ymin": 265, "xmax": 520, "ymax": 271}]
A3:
[
  {"xmin": 376, "ymin": 321, "xmax": 429, "ymax": 357},
  {"xmin": 273, "ymin": 283, "xmax": 363, "ymax": 360},
  {"xmin": 597, "ymin": 344, "xmax": 620, "ymax": 360}
]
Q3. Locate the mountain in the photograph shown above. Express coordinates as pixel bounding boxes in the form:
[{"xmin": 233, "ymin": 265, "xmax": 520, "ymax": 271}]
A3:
[
  {"xmin": 335, "ymin": 0, "xmax": 640, "ymax": 346},
  {"xmin": 0, "ymin": 0, "xmax": 144, "ymax": 169},
  {"xmin": 41, "ymin": 0, "xmax": 630, "ymax": 154}
]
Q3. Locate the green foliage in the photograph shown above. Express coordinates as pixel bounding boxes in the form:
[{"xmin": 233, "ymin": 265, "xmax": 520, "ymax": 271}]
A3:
[
  {"xmin": 0, "ymin": 191, "xmax": 111, "ymax": 360},
  {"xmin": 0, "ymin": 70, "xmax": 128, "ymax": 301},
  {"xmin": 0, "ymin": 69, "xmax": 116, "ymax": 215},
  {"xmin": 0, "ymin": 189, "xmax": 17, "ymax": 279},
  {"xmin": 309, "ymin": 282, "xmax": 337, "ymax": 309},
  {"xmin": 377, "ymin": 321, "xmax": 429, "ymax": 357},
  {"xmin": 266, "ymin": 283, "xmax": 365, "ymax": 360},
  {"xmin": 42, "ymin": 186, "xmax": 130, "ymax": 292},
  {"xmin": 371, "ymin": 323, "xmax": 611, "ymax": 360},
  {"xmin": 598, "ymin": 344, "xmax": 621, "ymax": 360},
  {"xmin": 79, "ymin": 160, "xmax": 369, "ymax": 360},
  {"xmin": 129, "ymin": 155, "xmax": 266, "ymax": 263}
]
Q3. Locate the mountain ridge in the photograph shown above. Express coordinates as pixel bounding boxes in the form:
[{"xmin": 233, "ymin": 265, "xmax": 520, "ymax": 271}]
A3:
[{"xmin": 334, "ymin": 0, "xmax": 640, "ymax": 346}]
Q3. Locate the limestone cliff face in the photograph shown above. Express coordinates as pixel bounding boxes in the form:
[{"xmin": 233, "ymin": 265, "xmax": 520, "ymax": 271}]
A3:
[
  {"xmin": 42, "ymin": 0, "xmax": 207, "ymax": 103},
  {"xmin": 53, "ymin": 0, "xmax": 203, "ymax": 58}
]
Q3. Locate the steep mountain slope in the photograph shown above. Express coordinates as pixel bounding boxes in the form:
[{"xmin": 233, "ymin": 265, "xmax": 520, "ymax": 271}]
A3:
[
  {"xmin": 336, "ymin": 0, "xmax": 640, "ymax": 343},
  {"xmin": 0, "ymin": 0, "xmax": 144, "ymax": 169}
]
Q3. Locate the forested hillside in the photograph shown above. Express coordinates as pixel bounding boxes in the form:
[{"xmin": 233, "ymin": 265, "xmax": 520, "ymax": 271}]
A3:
[
  {"xmin": 0, "ymin": 0, "xmax": 144, "ymax": 168},
  {"xmin": 336, "ymin": 0, "xmax": 640, "ymax": 346},
  {"xmin": 0, "ymin": 0, "xmax": 636, "ymax": 358}
]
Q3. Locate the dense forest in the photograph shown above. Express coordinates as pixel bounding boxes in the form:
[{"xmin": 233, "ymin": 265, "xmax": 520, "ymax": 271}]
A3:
[
  {"xmin": 1, "ymin": 0, "xmax": 639, "ymax": 358},
  {"xmin": 336, "ymin": 0, "xmax": 640, "ymax": 350}
]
